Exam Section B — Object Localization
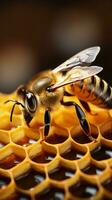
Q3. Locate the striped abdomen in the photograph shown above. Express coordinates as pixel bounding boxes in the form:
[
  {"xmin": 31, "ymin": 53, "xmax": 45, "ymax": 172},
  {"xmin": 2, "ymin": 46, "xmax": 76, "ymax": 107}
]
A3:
[{"xmin": 70, "ymin": 75, "xmax": 112, "ymax": 108}]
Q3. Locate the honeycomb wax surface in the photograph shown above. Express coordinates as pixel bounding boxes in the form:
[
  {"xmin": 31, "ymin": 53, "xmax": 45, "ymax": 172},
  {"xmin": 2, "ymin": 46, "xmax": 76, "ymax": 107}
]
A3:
[{"xmin": 0, "ymin": 91, "xmax": 112, "ymax": 200}]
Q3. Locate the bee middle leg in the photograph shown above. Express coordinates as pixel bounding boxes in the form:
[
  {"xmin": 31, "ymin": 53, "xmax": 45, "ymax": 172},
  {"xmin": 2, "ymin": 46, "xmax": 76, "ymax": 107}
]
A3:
[{"xmin": 61, "ymin": 100, "xmax": 95, "ymax": 141}]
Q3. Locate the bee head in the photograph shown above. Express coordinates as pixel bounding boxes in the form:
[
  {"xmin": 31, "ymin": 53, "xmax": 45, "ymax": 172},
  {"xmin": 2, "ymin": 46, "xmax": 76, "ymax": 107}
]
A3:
[
  {"xmin": 17, "ymin": 85, "xmax": 39, "ymax": 125},
  {"xmin": 5, "ymin": 85, "xmax": 39, "ymax": 126}
]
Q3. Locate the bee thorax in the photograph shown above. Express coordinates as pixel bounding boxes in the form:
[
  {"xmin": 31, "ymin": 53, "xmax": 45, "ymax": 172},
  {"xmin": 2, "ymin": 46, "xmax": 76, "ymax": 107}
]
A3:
[{"xmin": 40, "ymin": 88, "xmax": 63, "ymax": 109}]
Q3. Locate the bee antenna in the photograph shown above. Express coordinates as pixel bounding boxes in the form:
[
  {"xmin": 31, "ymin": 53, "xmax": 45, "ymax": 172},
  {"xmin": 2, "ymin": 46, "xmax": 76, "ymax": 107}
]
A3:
[
  {"xmin": 4, "ymin": 100, "xmax": 15, "ymax": 104},
  {"xmin": 4, "ymin": 99, "xmax": 25, "ymax": 122},
  {"xmin": 10, "ymin": 102, "xmax": 17, "ymax": 122}
]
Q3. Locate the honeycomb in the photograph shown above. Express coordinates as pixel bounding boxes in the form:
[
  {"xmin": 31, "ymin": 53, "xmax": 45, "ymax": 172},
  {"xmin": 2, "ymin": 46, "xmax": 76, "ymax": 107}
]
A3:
[{"xmin": 0, "ymin": 88, "xmax": 112, "ymax": 200}]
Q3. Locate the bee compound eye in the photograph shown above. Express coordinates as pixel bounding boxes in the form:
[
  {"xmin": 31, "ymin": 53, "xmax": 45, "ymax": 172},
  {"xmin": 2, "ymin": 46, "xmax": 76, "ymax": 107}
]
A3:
[{"xmin": 25, "ymin": 92, "xmax": 37, "ymax": 113}]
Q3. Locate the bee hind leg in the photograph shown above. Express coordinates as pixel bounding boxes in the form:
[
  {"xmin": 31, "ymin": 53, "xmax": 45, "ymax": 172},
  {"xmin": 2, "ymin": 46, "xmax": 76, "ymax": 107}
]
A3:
[
  {"xmin": 79, "ymin": 99, "xmax": 97, "ymax": 116},
  {"xmin": 79, "ymin": 100, "xmax": 91, "ymax": 113},
  {"xmin": 61, "ymin": 100, "xmax": 96, "ymax": 142},
  {"xmin": 40, "ymin": 109, "xmax": 51, "ymax": 143}
]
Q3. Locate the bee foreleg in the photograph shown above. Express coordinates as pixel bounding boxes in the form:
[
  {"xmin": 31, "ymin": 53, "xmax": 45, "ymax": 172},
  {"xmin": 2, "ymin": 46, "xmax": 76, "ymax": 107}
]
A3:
[
  {"xmin": 61, "ymin": 100, "xmax": 95, "ymax": 141},
  {"xmin": 42, "ymin": 109, "xmax": 51, "ymax": 142}
]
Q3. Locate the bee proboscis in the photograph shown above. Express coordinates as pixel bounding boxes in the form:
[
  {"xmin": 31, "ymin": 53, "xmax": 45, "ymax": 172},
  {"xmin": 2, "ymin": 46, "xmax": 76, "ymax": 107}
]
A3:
[{"xmin": 6, "ymin": 46, "xmax": 111, "ymax": 142}]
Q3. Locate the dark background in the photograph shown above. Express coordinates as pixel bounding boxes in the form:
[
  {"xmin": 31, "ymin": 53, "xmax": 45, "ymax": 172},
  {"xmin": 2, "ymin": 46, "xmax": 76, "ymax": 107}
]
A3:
[{"xmin": 0, "ymin": 0, "xmax": 111, "ymax": 93}]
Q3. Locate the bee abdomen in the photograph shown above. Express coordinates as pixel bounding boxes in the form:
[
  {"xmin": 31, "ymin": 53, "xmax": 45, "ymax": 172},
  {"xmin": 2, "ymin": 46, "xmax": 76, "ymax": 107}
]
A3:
[{"xmin": 72, "ymin": 75, "xmax": 112, "ymax": 109}]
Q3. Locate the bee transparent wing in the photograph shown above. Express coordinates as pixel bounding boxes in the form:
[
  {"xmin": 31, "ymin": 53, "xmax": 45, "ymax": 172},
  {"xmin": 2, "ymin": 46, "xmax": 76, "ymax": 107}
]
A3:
[
  {"xmin": 51, "ymin": 66, "xmax": 103, "ymax": 90},
  {"xmin": 52, "ymin": 46, "xmax": 100, "ymax": 73}
]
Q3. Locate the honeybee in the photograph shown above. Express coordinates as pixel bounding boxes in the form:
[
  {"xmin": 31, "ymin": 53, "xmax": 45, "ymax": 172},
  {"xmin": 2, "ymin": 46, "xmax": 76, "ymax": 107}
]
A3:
[{"xmin": 6, "ymin": 46, "xmax": 108, "ymax": 141}]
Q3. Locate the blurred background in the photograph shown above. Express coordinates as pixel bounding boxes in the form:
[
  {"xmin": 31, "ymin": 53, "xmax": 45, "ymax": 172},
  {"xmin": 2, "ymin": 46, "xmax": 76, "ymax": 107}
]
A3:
[{"xmin": 0, "ymin": 0, "xmax": 111, "ymax": 93}]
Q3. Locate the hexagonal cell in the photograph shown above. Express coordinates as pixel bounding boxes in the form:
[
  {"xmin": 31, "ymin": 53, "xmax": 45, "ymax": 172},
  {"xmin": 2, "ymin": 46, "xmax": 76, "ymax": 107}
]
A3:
[
  {"xmin": 7, "ymin": 191, "xmax": 31, "ymax": 200},
  {"xmin": 73, "ymin": 132, "xmax": 92, "ymax": 144},
  {"xmin": 102, "ymin": 177, "xmax": 112, "ymax": 193},
  {"xmin": 72, "ymin": 129, "xmax": 98, "ymax": 144},
  {"xmin": 48, "ymin": 164, "xmax": 75, "ymax": 181},
  {"xmin": 35, "ymin": 186, "xmax": 65, "ymax": 200},
  {"xmin": 0, "ymin": 174, "xmax": 11, "ymax": 188},
  {"xmin": 32, "ymin": 150, "xmax": 56, "ymax": 164},
  {"xmin": 72, "ymin": 125, "xmax": 98, "ymax": 144},
  {"xmin": 0, "ymin": 154, "xmax": 24, "ymax": 170},
  {"xmin": 45, "ymin": 126, "xmax": 68, "ymax": 145},
  {"xmin": 11, "ymin": 127, "xmax": 39, "ymax": 147},
  {"xmin": 17, "ymin": 137, "xmax": 37, "ymax": 146},
  {"xmin": 46, "ymin": 133, "xmax": 68, "ymax": 145},
  {"xmin": 0, "ymin": 146, "xmax": 25, "ymax": 169},
  {"xmin": 61, "ymin": 145, "xmax": 86, "ymax": 161},
  {"xmin": 29, "ymin": 142, "xmax": 57, "ymax": 164},
  {"xmin": 69, "ymin": 179, "xmax": 99, "ymax": 198},
  {"xmin": 81, "ymin": 162, "xmax": 105, "ymax": 175},
  {"xmin": 15, "ymin": 168, "xmax": 45, "ymax": 190},
  {"xmin": 91, "ymin": 144, "xmax": 112, "ymax": 161}
]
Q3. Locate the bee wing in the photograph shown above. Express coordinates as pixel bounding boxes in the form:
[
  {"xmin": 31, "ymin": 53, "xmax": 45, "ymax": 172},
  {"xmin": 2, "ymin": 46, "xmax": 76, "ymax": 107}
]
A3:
[
  {"xmin": 52, "ymin": 46, "xmax": 100, "ymax": 73},
  {"xmin": 50, "ymin": 66, "xmax": 103, "ymax": 90}
]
